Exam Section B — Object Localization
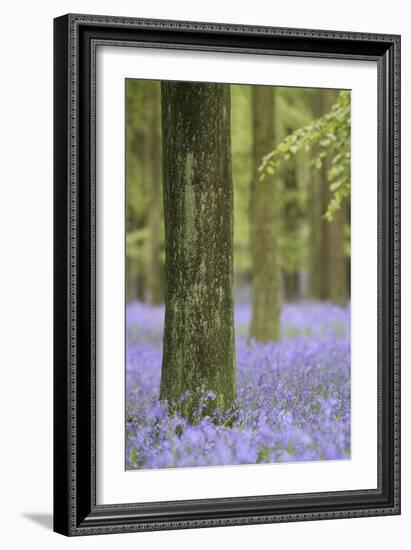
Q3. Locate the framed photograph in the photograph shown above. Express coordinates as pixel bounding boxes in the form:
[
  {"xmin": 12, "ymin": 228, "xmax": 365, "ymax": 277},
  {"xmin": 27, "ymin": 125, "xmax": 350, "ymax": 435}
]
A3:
[{"xmin": 53, "ymin": 14, "xmax": 401, "ymax": 536}]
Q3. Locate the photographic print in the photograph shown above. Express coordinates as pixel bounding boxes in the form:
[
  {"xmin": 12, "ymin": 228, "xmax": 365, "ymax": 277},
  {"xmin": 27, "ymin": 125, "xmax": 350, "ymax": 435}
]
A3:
[
  {"xmin": 54, "ymin": 15, "xmax": 400, "ymax": 534},
  {"xmin": 125, "ymin": 80, "xmax": 351, "ymax": 470}
]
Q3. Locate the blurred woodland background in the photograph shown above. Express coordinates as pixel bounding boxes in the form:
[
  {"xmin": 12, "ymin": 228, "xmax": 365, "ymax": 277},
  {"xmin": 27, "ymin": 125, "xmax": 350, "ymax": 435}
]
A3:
[{"xmin": 126, "ymin": 80, "xmax": 350, "ymax": 314}]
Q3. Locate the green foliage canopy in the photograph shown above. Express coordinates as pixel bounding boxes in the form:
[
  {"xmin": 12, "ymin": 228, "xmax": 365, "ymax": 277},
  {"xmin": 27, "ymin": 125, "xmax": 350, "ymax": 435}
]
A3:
[{"xmin": 259, "ymin": 90, "xmax": 351, "ymax": 221}]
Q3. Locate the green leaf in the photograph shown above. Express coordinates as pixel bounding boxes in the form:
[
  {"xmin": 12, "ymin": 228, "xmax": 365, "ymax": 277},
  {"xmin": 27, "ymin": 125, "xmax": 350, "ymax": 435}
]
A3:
[
  {"xmin": 329, "ymin": 180, "xmax": 343, "ymax": 192},
  {"xmin": 257, "ymin": 447, "xmax": 270, "ymax": 464}
]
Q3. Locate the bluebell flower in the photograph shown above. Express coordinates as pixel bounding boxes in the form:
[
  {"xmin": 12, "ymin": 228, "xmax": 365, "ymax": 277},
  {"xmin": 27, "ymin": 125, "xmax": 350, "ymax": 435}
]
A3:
[{"xmin": 125, "ymin": 300, "xmax": 351, "ymax": 469}]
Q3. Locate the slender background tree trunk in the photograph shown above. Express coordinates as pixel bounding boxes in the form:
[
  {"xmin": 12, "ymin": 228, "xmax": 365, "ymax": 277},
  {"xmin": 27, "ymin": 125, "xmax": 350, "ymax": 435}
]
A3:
[
  {"xmin": 282, "ymin": 160, "xmax": 301, "ymax": 301},
  {"xmin": 249, "ymin": 86, "xmax": 281, "ymax": 342},
  {"xmin": 327, "ymin": 200, "xmax": 347, "ymax": 304},
  {"xmin": 126, "ymin": 121, "xmax": 149, "ymax": 303},
  {"xmin": 135, "ymin": 254, "xmax": 146, "ymax": 301},
  {"xmin": 309, "ymin": 91, "xmax": 328, "ymax": 300},
  {"xmin": 148, "ymin": 82, "xmax": 164, "ymax": 305},
  {"xmin": 309, "ymin": 89, "xmax": 347, "ymax": 303},
  {"xmin": 322, "ymin": 89, "xmax": 347, "ymax": 304},
  {"xmin": 160, "ymin": 82, "xmax": 236, "ymax": 417}
]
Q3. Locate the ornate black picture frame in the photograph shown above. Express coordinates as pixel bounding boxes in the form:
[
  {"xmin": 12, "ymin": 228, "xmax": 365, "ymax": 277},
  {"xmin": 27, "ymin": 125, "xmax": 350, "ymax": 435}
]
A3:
[{"xmin": 53, "ymin": 13, "xmax": 401, "ymax": 536}]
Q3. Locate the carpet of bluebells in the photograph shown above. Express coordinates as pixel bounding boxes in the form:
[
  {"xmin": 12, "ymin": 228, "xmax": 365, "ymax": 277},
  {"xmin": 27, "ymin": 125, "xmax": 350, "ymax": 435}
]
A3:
[{"xmin": 126, "ymin": 300, "xmax": 350, "ymax": 469}]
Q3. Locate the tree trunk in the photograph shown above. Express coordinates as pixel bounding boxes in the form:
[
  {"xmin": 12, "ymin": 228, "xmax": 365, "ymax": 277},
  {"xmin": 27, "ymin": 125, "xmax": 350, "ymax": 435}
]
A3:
[
  {"xmin": 148, "ymin": 82, "xmax": 164, "ymax": 304},
  {"xmin": 309, "ymin": 92, "xmax": 327, "ymax": 300},
  {"xmin": 284, "ymin": 271, "xmax": 300, "ymax": 300},
  {"xmin": 309, "ymin": 89, "xmax": 347, "ymax": 304},
  {"xmin": 309, "ymin": 165, "xmax": 325, "ymax": 300},
  {"xmin": 282, "ymin": 159, "xmax": 301, "ymax": 301},
  {"xmin": 345, "ymin": 198, "xmax": 351, "ymax": 298},
  {"xmin": 160, "ymin": 82, "xmax": 236, "ymax": 418},
  {"xmin": 322, "ymin": 90, "xmax": 347, "ymax": 304},
  {"xmin": 249, "ymin": 86, "xmax": 281, "ymax": 342},
  {"xmin": 126, "ymin": 258, "xmax": 137, "ymax": 302},
  {"xmin": 135, "ymin": 254, "xmax": 146, "ymax": 301},
  {"xmin": 327, "ymin": 196, "xmax": 347, "ymax": 304},
  {"xmin": 126, "ymin": 80, "xmax": 152, "ymax": 304}
]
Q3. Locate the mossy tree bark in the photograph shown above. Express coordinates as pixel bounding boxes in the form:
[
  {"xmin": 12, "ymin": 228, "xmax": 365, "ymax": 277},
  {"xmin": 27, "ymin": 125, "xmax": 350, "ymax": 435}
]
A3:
[
  {"xmin": 148, "ymin": 82, "xmax": 164, "ymax": 305},
  {"xmin": 249, "ymin": 86, "xmax": 281, "ymax": 342},
  {"xmin": 160, "ymin": 82, "xmax": 236, "ymax": 417}
]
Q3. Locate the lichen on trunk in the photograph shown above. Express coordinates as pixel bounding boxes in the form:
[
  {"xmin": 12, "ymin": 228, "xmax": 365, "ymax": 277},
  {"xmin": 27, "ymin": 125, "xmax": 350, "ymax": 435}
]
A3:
[{"xmin": 160, "ymin": 82, "xmax": 236, "ymax": 419}]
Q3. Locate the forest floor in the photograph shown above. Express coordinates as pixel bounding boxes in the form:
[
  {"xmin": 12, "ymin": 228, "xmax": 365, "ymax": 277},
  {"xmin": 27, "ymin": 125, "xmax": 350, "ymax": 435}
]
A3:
[{"xmin": 126, "ymin": 300, "xmax": 351, "ymax": 469}]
